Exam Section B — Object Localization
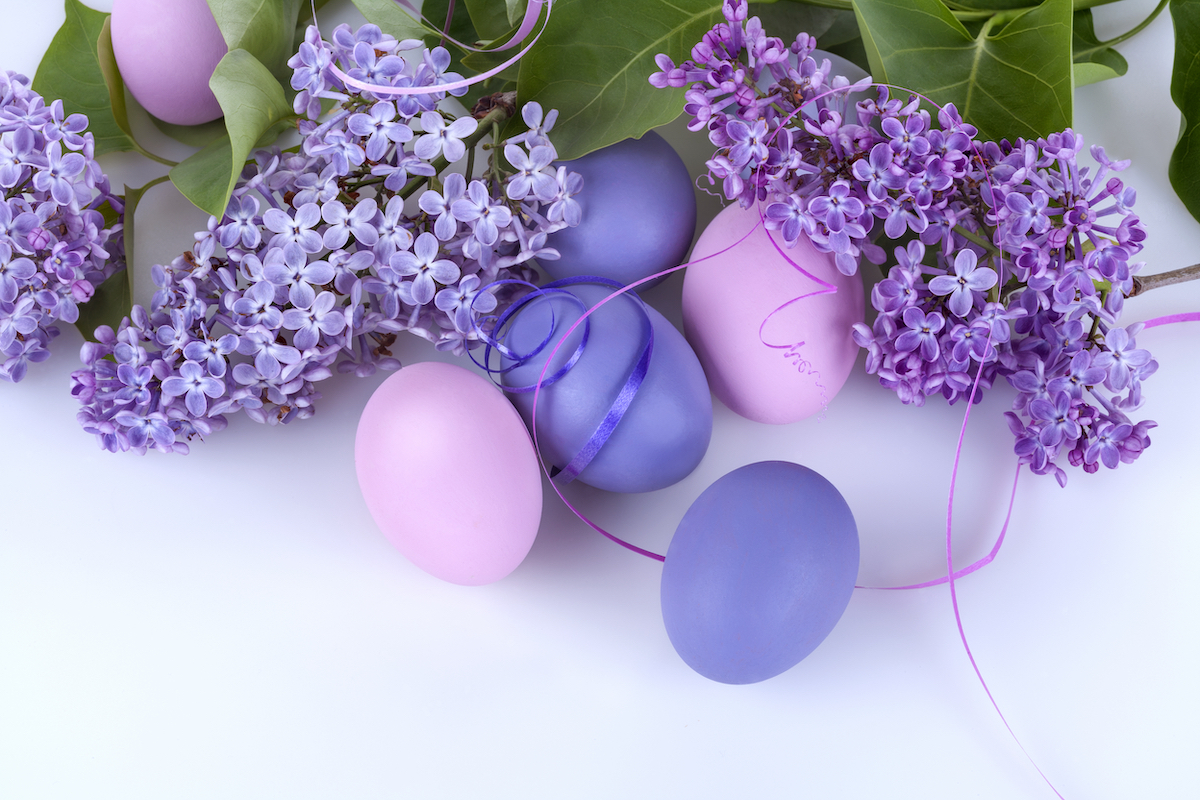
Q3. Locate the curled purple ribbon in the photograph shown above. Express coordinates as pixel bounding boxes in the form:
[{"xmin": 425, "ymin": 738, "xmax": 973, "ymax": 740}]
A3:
[{"xmin": 474, "ymin": 276, "xmax": 654, "ymax": 488}]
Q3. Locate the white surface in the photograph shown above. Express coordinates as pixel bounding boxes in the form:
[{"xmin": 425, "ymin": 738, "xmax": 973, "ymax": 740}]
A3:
[{"xmin": 1, "ymin": 2, "xmax": 1197, "ymax": 798}]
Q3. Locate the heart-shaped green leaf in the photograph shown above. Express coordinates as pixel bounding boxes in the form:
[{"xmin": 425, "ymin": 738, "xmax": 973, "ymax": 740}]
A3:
[
  {"xmin": 205, "ymin": 0, "xmax": 305, "ymax": 84},
  {"xmin": 1073, "ymin": 8, "xmax": 1129, "ymax": 87},
  {"xmin": 169, "ymin": 49, "xmax": 294, "ymax": 218},
  {"xmin": 749, "ymin": 1, "xmax": 859, "ymax": 47},
  {"xmin": 465, "ymin": 0, "xmax": 515, "ymax": 42},
  {"xmin": 351, "ymin": 0, "xmax": 430, "ymax": 41},
  {"xmin": 75, "ymin": 176, "xmax": 165, "ymax": 340},
  {"xmin": 32, "ymin": 0, "xmax": 135, "ymax": 156},
  {"xmin": 1169, "ymin": 0, "xmax": 1200, "ymax": 224},
  {"xmin": 512, "ymin": 0, "xmax": 724, "ymax": 161},
  {"xmin": 852, "ymin": 0, "xmax": 1073, "ymax": 142}
]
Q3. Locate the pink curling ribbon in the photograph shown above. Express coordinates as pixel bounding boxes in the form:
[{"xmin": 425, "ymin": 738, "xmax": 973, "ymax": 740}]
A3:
[
  {"xmin": 314, "ymin": 0, "xmax": 554, "ymax": 98},
  {"xmin": 855, "ymin": 462, "xmax": 1020, "ymax": 591},
  {"xmin": 1142, "ymin": 311, "xmax": 1200, "ymax": 328}
]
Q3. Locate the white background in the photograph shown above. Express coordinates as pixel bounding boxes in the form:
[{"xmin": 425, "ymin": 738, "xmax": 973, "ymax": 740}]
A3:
[{"xmin": 1, "ymin": 1, "xmax": 1197, "ymax": 798}]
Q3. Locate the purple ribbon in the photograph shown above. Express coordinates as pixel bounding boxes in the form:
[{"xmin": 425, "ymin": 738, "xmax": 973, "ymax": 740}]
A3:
[{"xmin": 475, "ymin": 276, "xmax": 654, "ymax": 488}]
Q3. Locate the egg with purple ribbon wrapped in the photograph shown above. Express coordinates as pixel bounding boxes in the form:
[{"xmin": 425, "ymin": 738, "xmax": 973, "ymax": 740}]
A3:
[
  {"xmin": 497, "ymin": 282, "xmax": 712, "ymax": 493},
  {"xmin": 355, "ymin": 361, "xmax": 543, "ymax": 586}
]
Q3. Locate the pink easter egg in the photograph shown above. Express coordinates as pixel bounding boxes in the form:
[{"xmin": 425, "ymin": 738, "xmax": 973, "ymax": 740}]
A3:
[
  {"xmin": 355, "ymin": 362, "xmax": 543, "ymax": 586},
  {"xmin": 111, "ymin": 0, "xmax": 228, "ymax": 126},
  {"xmin": 682, "ymin": 203, "xmax": 864, "ymax": 424}
]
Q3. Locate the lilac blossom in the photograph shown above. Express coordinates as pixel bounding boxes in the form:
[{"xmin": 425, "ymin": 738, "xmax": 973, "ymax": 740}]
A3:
[
  {"xmin": 70, "ymin": 25, "xmax": 581, "ymax": 454},
  {"xmin": 0, "ymin": 71, "xmax": 123, "ymax": 383},
  {"xmin": 658, "ymin": 0, "xmax": 1157, "ymax": 483}
]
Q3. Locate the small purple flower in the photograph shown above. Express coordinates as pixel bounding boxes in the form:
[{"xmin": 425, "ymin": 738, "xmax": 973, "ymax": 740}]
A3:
[
  {"xmin": 182, "ymin": 331, "xmax": 239, "ymax": 377},
  {"xmin": 726, "ymin": 118, "xmax": 770, "ymax": 168},
  {"xmin": 851, "ymin": 142, "xmax": 905, "ymax": 201},
  {"xmin": 32, "ymin": 140, "xmax": 86, "ymax": 206},
  {"xmin": 218, "ymin": 194, "xmax": 262, "ymax": 250},
  {"xmin": 928, "ymin": 250, "xmax": 997, "ymax": 317},
  {"xmin": 452, "ymin": 180, "xmax": 513, "ymax": 246},
  {"xmin": 389, "ymin": 232, "xmax": 459, "ymax": 306},
  {"xmin": 161, "ymin": 360, "xmax": 226, "ymax": 417},
  {"xmin": 322, "ymin": 197, "xmax": 379, "ymax": 249},
  {"xmin": 764, "ymin": 192, "xmax": 814, "ymax": 245},
  {"xmin": 347, "ymin": 101, "xmax": 412, "ymax": 161},
  {"xmin": 808, "ymin": 181, "xmax": 863, "ymax": 233},
  {"xmin": 282, "ymin": 291, "xmax": 347, "ymax": 350},
  {"xmin": 414, "ymin": 111, "xmax": 477, "ymax": 162},
  {"xmin": 1030, "ymin": 391, "xmax": 1081, "ymax": 448},
  {"xmin": 263, "ymin": 244, "xmax": 335, "ymax": 308},
  {"xmin": 0, "ymin": 248, "xmax": 35, "ymax": 302},
  {"xmin": 1092, "ymin": 327, "xmax": 1152, "ymax": 391},
  {"xmin": 115, "ymin": 411, "xmax": 176, "ymax": 450},
  {"xmin": 504, "ymin": 143, "xmax": 558, "ymax": 202},
  {"xmin": 263, "ymin": 203, "xmax": 324, "ymax": 253},
  {"xmin": 434, "ymin": 273, "xmax": 496, "ymax": 333},
  {"xmin": 895, "ymin": 307, "xmax": 944, "ymax": 361}
]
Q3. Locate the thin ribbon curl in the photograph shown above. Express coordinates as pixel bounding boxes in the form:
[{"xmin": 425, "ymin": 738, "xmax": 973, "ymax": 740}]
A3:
[
  {"xmin": 292, "ymin": 6, "xmax": 1197, "ymax": 788},
  {"xmin": 473, "ymin": 275, "xmax": 654, "ymax": 486},
  {"xmin": 313, "ymin": 0, "xmax": 554, "ymax": 97}
]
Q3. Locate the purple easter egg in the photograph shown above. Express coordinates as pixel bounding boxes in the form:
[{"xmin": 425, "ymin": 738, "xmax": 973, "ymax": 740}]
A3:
[
  {"xmin": 544, "ymin": 131, "xmax": 696, "ymax": 288},
  {"xmin": 661, "ymin": 461, "xmax": 859, "ymax": 684},
  {"xmin": 499, "ymin": 283, "xmax": 712, "ymax": 493}
]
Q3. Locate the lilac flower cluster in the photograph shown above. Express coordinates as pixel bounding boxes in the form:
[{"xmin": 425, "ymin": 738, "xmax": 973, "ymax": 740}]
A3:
[
  {"xmin": 72, "ymin": 23, "xmax": 581, "ymax": 454},
  {"xmin": 654, "ymin": 0, "xmax": 1155, "ymax": 483},
  {"xmin": 0, "ymin": 71, "xmax": 122, "ymax": 382}
]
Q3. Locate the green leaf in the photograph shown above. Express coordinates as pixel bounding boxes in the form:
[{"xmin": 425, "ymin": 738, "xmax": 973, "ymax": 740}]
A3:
[
  {"xmin": 426, "ymin": 0, "xmax": 499, "ymax": 108},
  {"xmin": 94, "ymin": 16, "xmax": 133, "ymax": 140},
  {"xmin": 424, "ymin": 0, "xmax": 483, "ymax": 50},
  {"xmin": 460, "ymin": 14, "xmax": 524, "ymax": 84},
  {"xmin": 1169, "ymin": 0, "xmax": 1200, "ymax": 224},
  {"xmin": 851, "ymin": 0, "xmax": 1073, "ymax": 142},
  {"xmin": 149, "ymin": 115, "xmax": 230, "ymax": 149},
  {"xmin": 512, "ymin": 0, "xmax": 724, "ymax": 161},
  {"xmin": 507, "ymin": 0, "xmax": 529, "ymax": 27},
  {"xmin": 74, "ymin": 179, "xmax": 161, "ymax": 341},
  {"xmin": 205, "ymin": 0, "xmax": 305, "ymax": 84},
  {"xmin": 938, "ymin": 0, "xmax": 1032, "ymax": 9},
  {"xmin": 75, "ymin": 265, "xmax": 132, "ymax": 341},
  {"xmin": 351, "ymin": 0, "xmax": 429, "ymax": 41},
  {"xmin": 169, "ymin": 49, "xmax": 293, "ymax": 218},
  {"xmin": 465, "ymin": 0, "xmax": 515, "ymax": 41},
  {"xmin": 32, "ymin": 0, "xmax": 135, "ymax": 156},
  {"xmin": 1072, "ymin": 8, "xmax": 1129, "ymax": 87},
  {"xmin": 748, "ymin": 1, "xmax": 858, "ymax": 46}
]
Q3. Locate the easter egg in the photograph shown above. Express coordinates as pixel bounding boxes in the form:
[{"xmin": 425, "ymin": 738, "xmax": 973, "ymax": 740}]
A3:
[
  {"xmin": 682, "ymin": 202, "xmax": 864, "ymax": 424},
  {"xmin": 661, "ymin": 461, "xmax": 859, "ymax": 684},
  {"xmin": 111, "ymin": 0, "xmax": 228, "ymax": 126},
  {"xmin": 499, "ymin": 283, "xmax": 712, "ymax": 493},
  {"xmin": 544, "ymin": 131, "xmax": 696, "ymax": 288},
  {"xmin": 355, "ymin": 361, "xmax": 543, "ymax": 586}
]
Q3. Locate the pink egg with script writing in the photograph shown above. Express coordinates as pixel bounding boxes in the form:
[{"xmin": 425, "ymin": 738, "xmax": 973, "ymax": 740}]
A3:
[
  {"xmin": 355, "ymin": 361, "xmax": 543, "ymax": 586},
  {"xmin": 682, "ymin": 203, "xmax": 864, "ymax": 424}
]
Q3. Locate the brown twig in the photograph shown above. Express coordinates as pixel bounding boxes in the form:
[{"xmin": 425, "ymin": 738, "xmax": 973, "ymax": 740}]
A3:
[{"xmin": 1130, "ymin": 263, "xmax": 1200, "ymax": 297}]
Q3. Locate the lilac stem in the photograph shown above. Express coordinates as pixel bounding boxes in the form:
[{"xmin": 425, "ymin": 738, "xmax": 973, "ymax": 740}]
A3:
[{"xmin": 1131, "ymin": 263, "xmax": 1200, "ymax": 296}]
